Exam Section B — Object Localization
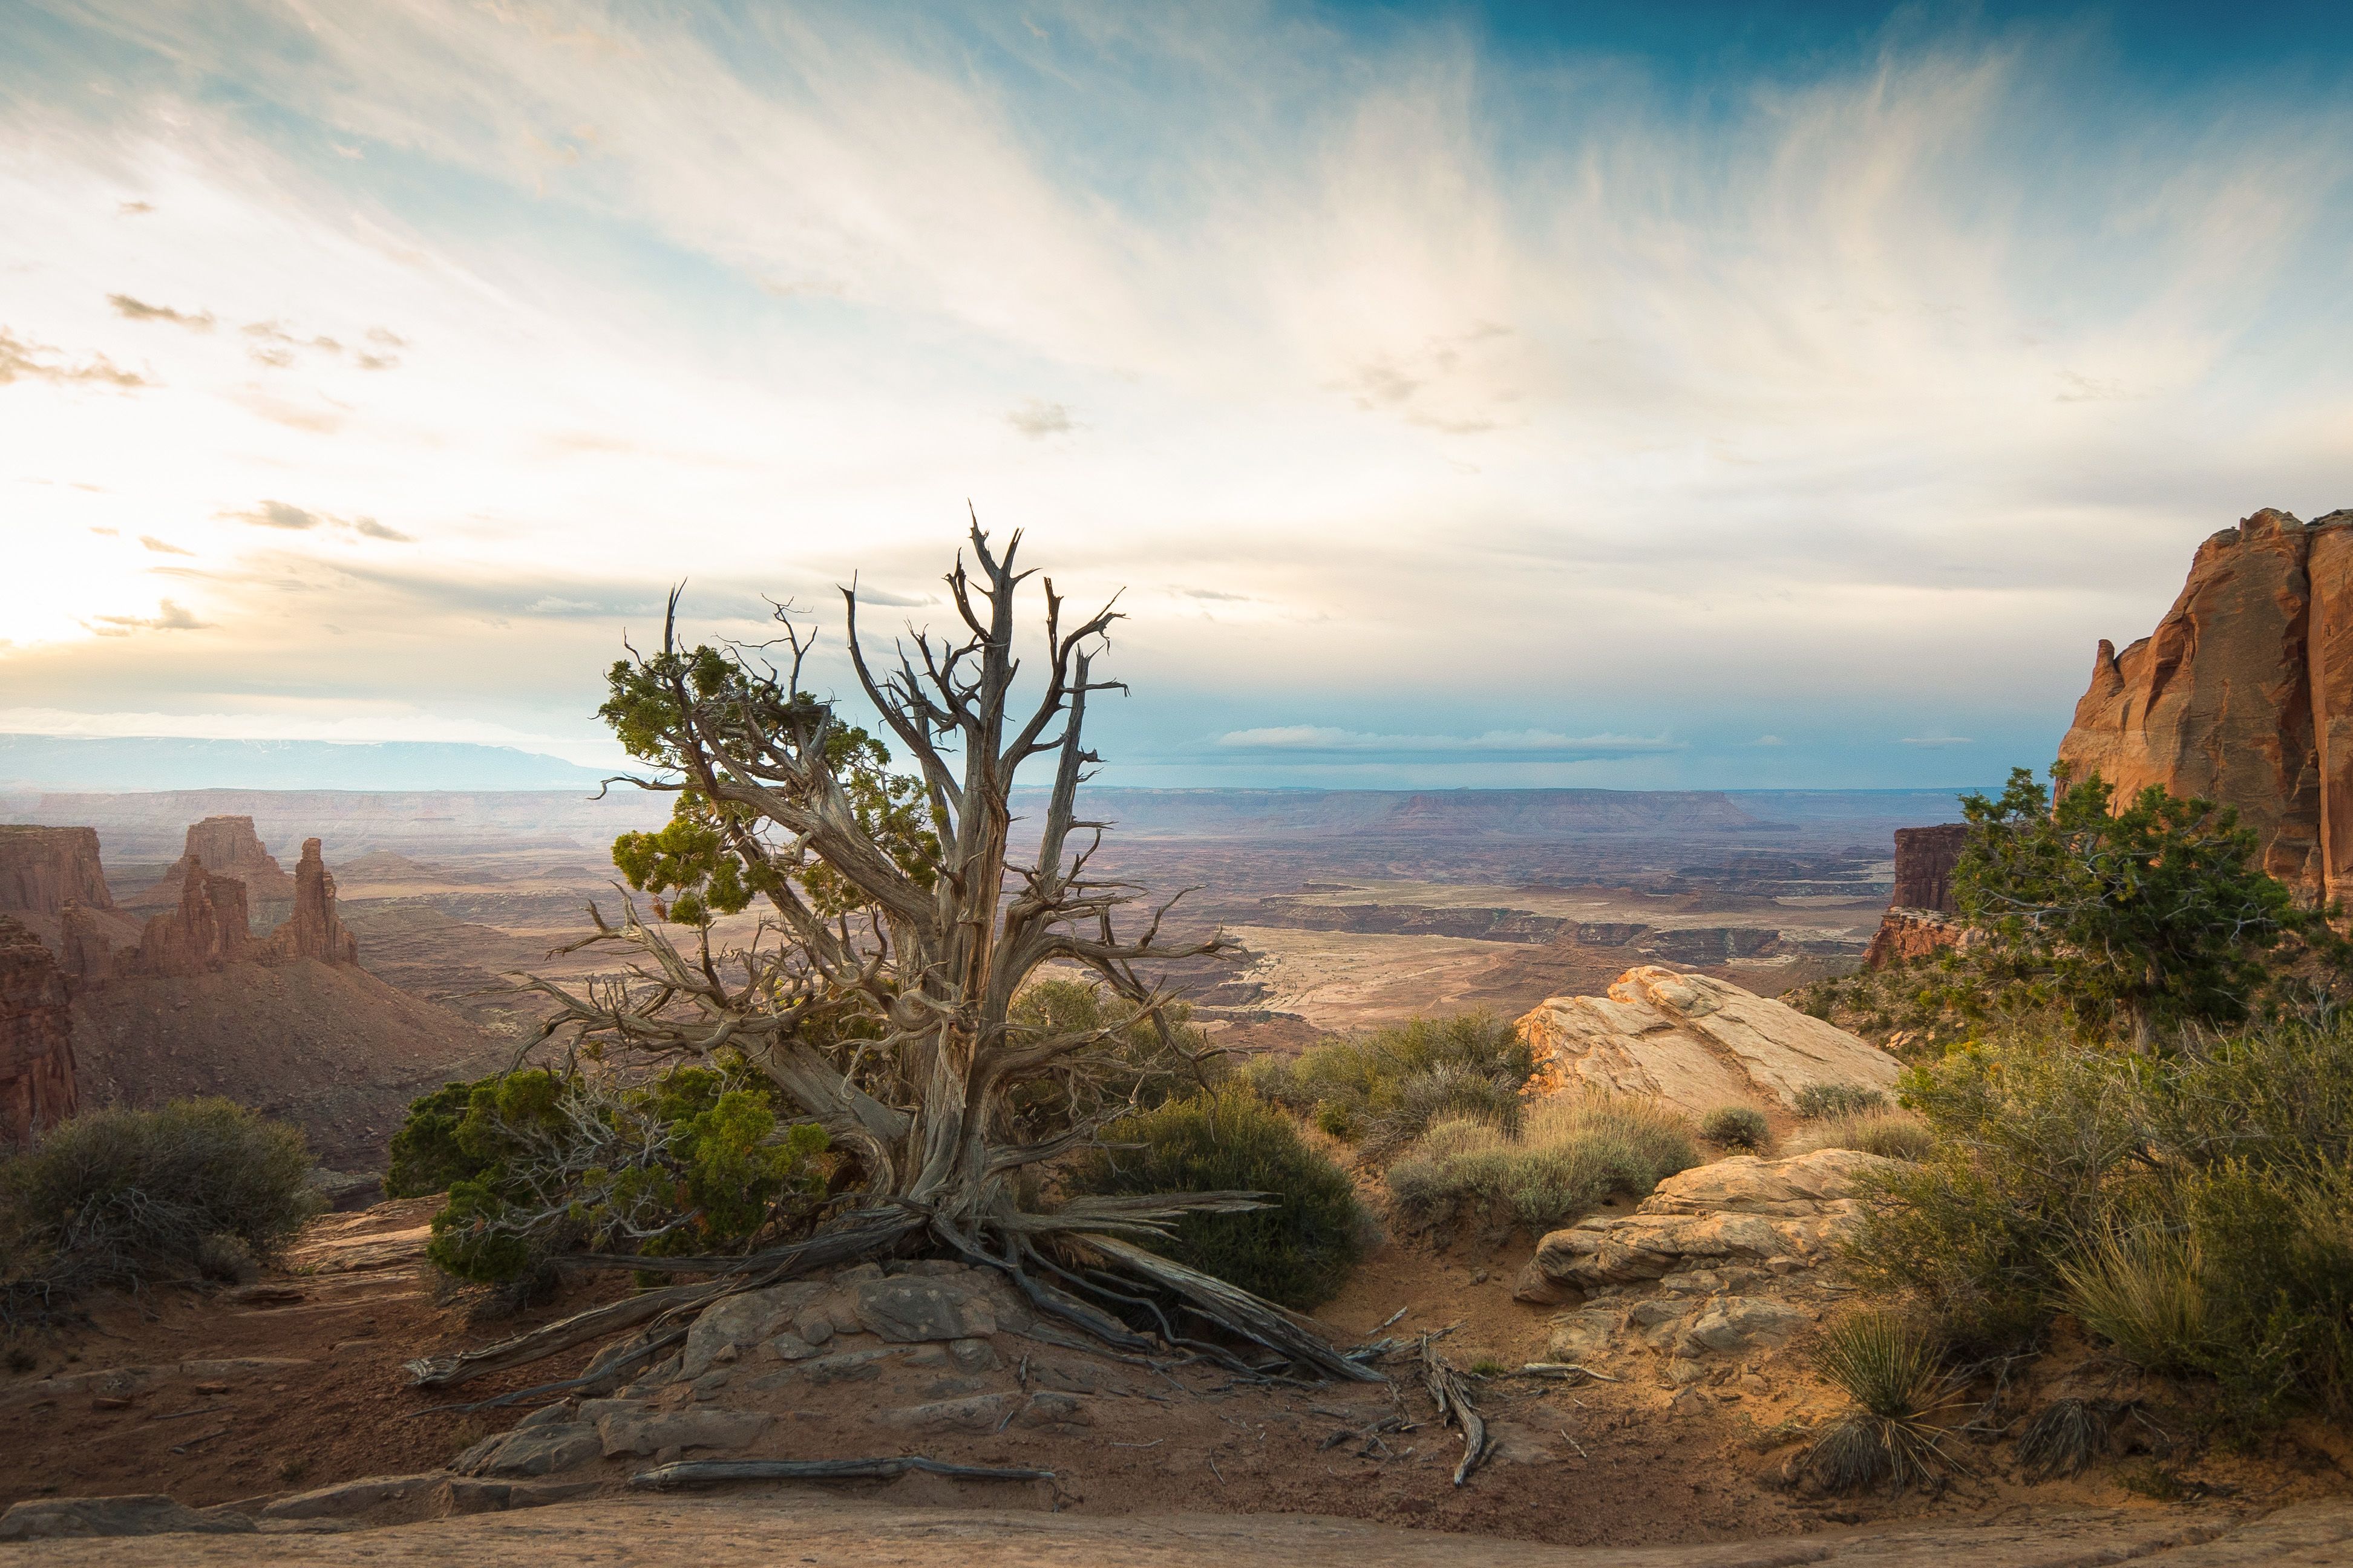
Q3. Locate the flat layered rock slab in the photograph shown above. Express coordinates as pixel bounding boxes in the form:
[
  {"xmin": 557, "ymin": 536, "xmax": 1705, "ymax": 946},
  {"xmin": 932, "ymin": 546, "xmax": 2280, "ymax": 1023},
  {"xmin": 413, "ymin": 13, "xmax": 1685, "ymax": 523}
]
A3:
[{"xmin": 3, "ymin": 1498, "xmax": 2345, "ymax": 1567}]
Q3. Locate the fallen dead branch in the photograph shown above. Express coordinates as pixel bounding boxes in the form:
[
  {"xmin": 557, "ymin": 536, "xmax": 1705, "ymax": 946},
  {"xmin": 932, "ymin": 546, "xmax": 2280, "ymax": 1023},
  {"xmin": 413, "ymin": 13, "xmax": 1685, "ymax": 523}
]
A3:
[
  {"xmin": 631, "ymin": 1457, "xmax": 1053, "ymax": 1489},
  {"xmin": 1419, "ymin": 1332, "xmax": 1488, "ymax": 1486},
  {"xmin": 1511, "ymin": 1362, "xmax": 1619, "ymax": 1383}
]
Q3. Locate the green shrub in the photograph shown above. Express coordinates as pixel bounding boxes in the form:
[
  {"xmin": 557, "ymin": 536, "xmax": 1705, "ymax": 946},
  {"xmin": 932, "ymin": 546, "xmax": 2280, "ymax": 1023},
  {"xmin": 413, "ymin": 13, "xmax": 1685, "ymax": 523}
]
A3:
[
  {"xmin": 1793, "ymin": 1083, "xmax": 1889, "ymax": 1120},
  {"xmin": 1, "ymin": 1099, "xmax": 318, "ymax": 1321},
  {"xmin": 1802, "ymin": 1310, "xmax": 1966, "ymax": 1494},
  {"xmin": 1386, "ymin": 1093, "xmax": 1697, "ymax": 1235},
  {"xmin": 1069, "ymin": 1086, "xmax": 1365, "ymax": 1310},
  {"xmin": 1700, "ymin": 1105, "xmax": 1769, "ymax": 1150},
  {"xmin": 1250, "ymin": 1013, "xmax": 1533, "ymax": 1157},
  {"xmin": 394, "ymin": 1062, "xmax": 829, "ymax": 1285},
  {"xmin": 1792, "ymin": 1111, "xmax": 1933, "ymax": 1161},
  {"xmin": 1848, "ymin": 1017, "xmax": 2353, "ymax": 1422}
]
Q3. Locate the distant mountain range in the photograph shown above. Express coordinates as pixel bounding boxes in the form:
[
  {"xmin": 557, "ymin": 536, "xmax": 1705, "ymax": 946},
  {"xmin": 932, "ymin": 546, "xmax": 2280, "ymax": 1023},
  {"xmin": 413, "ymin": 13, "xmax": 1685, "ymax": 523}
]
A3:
[{"xmin": 0, "ymin": 735, "xmax": 614, "ymax": 792}]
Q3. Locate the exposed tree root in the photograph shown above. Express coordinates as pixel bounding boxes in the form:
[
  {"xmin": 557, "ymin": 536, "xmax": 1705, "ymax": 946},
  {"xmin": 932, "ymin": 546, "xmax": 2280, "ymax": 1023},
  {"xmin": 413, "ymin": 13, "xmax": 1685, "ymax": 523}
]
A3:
[
  {"xmin": 631, "ymin": 1456, "xmax": 1054, "ymax": 1489},
  {"xmin": 404, "ymin": 1280, "xmax": 728, "ymax": 1389}
]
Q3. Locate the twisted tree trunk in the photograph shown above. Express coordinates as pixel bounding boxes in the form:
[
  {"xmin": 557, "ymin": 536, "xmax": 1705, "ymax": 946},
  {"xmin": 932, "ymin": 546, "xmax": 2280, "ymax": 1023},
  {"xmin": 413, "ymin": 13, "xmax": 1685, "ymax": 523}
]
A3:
[{"xmin": 477, "ymin": 521, "xmax": 1375, "ymax": 1383}]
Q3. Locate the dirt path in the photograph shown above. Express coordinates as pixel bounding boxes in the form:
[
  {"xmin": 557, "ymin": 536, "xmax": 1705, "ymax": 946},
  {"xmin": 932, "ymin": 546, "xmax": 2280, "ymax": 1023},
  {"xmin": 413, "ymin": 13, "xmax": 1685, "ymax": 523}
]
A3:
[{"xmin": 10, "ymin": 1495, "xmax": 2353, "ymax": 1566}]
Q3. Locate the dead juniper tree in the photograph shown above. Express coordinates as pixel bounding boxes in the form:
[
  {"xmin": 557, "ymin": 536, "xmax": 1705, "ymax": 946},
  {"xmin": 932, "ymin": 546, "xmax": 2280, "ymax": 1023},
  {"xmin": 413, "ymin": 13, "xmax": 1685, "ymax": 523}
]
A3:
[{"xmin": 408, "ymin": 523, "xmax": 1375, "ymax": 1391}]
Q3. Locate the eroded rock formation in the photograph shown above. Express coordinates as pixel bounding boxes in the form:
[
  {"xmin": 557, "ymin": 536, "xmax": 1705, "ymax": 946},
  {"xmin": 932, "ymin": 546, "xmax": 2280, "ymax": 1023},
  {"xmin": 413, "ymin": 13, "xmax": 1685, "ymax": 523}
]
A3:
[
  {"xmin": 120, "ymin": 861, "xmax": 254, "ymax": 978},
  {"xmin": 1, "ymin": 914, "xmax": 77, "ymax": 1143},
  {"xmin": 1888, "ymin": 823, "xmax": 1966, "ymax": 912},
  {"xmin": 1517, "ymin": 965, "xmax": 1897, "ymax": 1117},
  {"xmin": 124, "ymin": 817, "xmax": 295, "ymax": 909},
  {"xmin": 2061, "ymin": 506, "xmax": 2353, "ymax": 904},
  {"xmin": 261, "ymin": 840, "xmax": 359, "ymax": 965},
  {"xmin": 1863, "ymin": 822, "xmax": 1970, "ymax": 969},
  {"xmin": 0, "ymin": 825, "xmax": 114, "ymax": 915}
]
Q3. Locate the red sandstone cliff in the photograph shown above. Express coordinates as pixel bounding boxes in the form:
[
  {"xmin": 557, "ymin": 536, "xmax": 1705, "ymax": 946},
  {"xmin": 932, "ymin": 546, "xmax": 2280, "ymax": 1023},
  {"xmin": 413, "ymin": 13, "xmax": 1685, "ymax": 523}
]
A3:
[
  {"xmin": 123, "ymin": 817, "xmax": 295, "ymax": 909},
  {"xmin": 2061, "ymin": 507, "xmax": 2353, "ymax": 904},
  {"xmin": 0, "ymin": 914, "xmax": 77, "ymax": 1144},
  {"xmin": 0, "ymin": 826, "xmax": 114, "ymax": 915}
]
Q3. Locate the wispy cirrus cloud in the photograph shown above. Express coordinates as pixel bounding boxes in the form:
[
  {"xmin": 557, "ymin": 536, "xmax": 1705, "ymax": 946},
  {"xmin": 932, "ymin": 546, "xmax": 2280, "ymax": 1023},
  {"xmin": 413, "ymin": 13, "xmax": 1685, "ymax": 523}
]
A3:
[{"xmin": 2, "ymin": 3, "xmax": 2348, "ymax": 786}]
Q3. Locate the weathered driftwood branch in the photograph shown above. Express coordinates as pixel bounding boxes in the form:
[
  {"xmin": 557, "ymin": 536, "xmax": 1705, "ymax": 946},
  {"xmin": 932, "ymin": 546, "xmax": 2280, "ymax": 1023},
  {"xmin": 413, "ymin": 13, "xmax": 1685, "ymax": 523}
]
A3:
[{"xmin": 1421, "ymin": 1333, "xmax": 1490, "ymax": 1485}]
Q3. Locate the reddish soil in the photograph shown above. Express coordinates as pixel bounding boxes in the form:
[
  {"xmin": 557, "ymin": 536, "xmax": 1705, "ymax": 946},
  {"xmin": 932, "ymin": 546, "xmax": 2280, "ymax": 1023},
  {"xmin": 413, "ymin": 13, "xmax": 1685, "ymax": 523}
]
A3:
[{"xmin": 5, "ymin": 1195, "xmax": 2346, "ymax": 1549}]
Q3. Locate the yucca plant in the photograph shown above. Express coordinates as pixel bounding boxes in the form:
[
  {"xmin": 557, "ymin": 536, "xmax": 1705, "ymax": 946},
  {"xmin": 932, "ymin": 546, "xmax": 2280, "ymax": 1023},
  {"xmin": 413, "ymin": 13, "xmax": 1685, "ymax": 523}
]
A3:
[
  {"xmin": 1803, "ymin": 1310, "xmax": 1970, "ymax": 1494},
  {"xmin": 2053, "ymin": 1229, "xmax": 2207, "ymax": 1374}
]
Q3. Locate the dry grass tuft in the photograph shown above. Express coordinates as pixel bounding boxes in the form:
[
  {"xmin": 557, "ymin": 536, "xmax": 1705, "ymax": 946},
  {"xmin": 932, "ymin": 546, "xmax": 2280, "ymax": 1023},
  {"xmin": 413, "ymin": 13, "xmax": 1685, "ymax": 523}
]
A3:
[
  {"xmin": 1386, "ymin": 1093, "xmax": 1698, "ymax": 1234},
  {"xmin": 2054, "ymin": 1230, "xmax": 2207, "ymax": 1374},
  {"xmin": 1790, "ymin": 1111, "xmax": 1934, "ymax": 1161}
]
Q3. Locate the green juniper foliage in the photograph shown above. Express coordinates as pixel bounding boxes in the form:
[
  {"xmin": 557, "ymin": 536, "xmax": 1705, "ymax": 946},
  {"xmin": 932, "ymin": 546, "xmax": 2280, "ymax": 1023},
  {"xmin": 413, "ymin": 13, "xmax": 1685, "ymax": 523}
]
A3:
[
  {"xmin": 601, "ymin": 643, "xmax": 939, "ymax": 926},
  {"xmin": 393, "ymin": 1063, "xmax": 828, "ymax": 1284},
  {"xmin": 1954, "ymin": 766, "xmax": 2317, "ymax": 1046}
]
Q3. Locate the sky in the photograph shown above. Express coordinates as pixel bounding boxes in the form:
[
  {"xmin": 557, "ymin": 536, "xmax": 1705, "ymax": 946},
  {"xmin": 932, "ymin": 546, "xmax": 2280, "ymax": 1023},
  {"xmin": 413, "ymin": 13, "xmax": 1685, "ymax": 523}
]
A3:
[{"xmin": 4, "ymin": 1, "xmax": 2350, "ymax": 791}]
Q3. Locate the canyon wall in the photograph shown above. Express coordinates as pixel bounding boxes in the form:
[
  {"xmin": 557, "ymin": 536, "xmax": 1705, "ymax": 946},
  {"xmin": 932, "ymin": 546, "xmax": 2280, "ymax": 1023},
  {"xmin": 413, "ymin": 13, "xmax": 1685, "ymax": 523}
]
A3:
[
  {"xmin": 0, "ymin": 915, "xmax": 76, "ymax": 1143},
  {"xmin": 2060, "ymin": 506, "xmax": 2353, "ymax": 904},
  {"xmin": 0, "ymin": 825, "xmax": 114, "ymax": 915}
]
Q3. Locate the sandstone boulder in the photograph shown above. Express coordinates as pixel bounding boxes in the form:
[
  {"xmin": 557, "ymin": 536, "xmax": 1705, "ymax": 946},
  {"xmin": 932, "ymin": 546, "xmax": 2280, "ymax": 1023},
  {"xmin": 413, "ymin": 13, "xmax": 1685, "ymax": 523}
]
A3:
[
  {"xmin": 1516, "ymin": 1148, "xmax": 1900, "ymax": 1302},
  {"xmin": 2060, "ymin": 506, "xmax": 2353, "ymax": 905},
  {"xmin": 259, "ymin": 1472, "xmax": 449, "ymax": 1521},
  {"xmin": 677, "ymin": 1281, "xmax": 824, "ymax": 1377},
  {"xmin": 594, "ymin": 1407, "xmax": 770, "ymax": 1459},
  {"xmin": 453, "ymin": 1423, "xmax": 603, "ymax": 1478},
  {"xmin": 1519, "ymin": 967, "xmax": 1897, "ymax": 1117},
  {"xmin": 0, "ymin": 913, "xmax": 77, "ymax": 1143}
]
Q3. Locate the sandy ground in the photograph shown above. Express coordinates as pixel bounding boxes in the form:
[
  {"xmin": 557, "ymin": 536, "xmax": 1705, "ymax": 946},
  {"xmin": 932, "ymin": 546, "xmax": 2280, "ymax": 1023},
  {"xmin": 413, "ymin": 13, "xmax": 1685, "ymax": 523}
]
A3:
[{"xmin": 11, "ymin": 1496, "xmax": 2353, "ymax": 1567}]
